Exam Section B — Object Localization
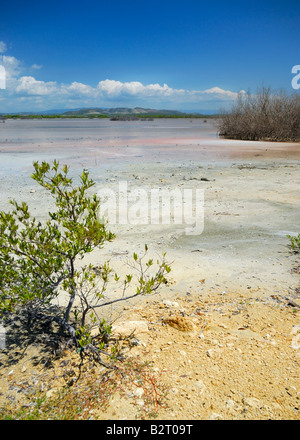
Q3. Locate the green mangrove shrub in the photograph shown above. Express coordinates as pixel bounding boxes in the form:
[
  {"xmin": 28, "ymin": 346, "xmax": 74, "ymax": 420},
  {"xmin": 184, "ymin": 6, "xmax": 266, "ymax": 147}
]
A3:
[{"xmin": 0, "ymin": 161, "xmax": 171, "ymax": 366}]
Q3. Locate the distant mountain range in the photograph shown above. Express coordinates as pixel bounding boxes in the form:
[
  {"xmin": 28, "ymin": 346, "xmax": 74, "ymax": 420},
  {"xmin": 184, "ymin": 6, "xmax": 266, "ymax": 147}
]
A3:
[
  {"xmin": 61, "ymin": 107, "xmax": 198, "ymax": 117},
  {"xmin": 1, "ymin": 107, "xmax": 215, "ymax": 118},
  {"xmin": 0, "ymin": 107, "xmax": 206, "ymax": 117}
]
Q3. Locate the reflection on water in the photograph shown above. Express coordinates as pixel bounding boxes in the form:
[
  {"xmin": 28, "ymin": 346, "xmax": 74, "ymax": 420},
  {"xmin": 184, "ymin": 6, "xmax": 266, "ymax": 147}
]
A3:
[
  {"xmin": 1, "ymin": 118, "xmax": 299, "ymax": 178},
  {"xmin": 0, "ymin": 118, "xmax": 218, "ymax": 175},
  {"xmin": 0, "ymin": 118, "xmax": 216, "ymax": 144}
]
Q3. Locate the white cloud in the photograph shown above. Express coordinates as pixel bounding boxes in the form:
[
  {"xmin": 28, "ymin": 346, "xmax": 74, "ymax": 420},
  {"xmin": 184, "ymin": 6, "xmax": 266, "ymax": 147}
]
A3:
[
  {"xmin": 97, "ymin": 79, "xmax": 176, "ymax": 97},
  {"xmin": 31, "ymin": 64, "xmax": 43, "ymax": 70},
  {"xmin": 0, "ymin": 41, "xmax": 7, "ymax": 53},
  {"xmin": 3, "ymin": 55, "xmax": 23, "ymax": 79},
  {"xmin": 0, "ymin": 40, "xmax": 243, "ymax": 111},
  {"xmin": 6, "ymin": 75, "xmax": 243, "ymax": 109},
  {"xmin": 202, "ymin": 86, "xmax": 241, "ymax": 99},
  {"xmin": 62, "ymin": 81, "xmax": 95, "ymax": 96},
  {"xmin": 95, "ymin": 79, "xmax": 241, "ymax": 102},
  {"xmin": 16, "ymin": 76, "xmax": 58, "ymax": 95}
]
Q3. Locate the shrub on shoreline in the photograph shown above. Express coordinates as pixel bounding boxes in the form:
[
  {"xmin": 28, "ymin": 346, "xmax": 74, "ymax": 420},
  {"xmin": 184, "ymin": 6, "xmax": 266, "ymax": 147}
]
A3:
[
  {"xmin": 0, "ymin": 161, "xmax": 171, "ymax": 368},
  {"xmin": 218, "ymin": 87, "xmax": 300, "ymax": 142}
]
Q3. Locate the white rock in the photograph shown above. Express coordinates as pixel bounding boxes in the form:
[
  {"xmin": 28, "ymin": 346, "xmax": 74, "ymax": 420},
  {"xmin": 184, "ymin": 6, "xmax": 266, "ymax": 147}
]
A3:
[
  {"xmin": 291, "ymin": 325, "xmax": 300, "ymax": 334},
  {"xmin": 206, "ymin": 349, "xmax": 214, "ymax": 358},
  {"xmin": 210, "ymin": 412, "xmax": 223, "ymax": 420},
  {"xmin": 243, "ymin": 397, "xmax": 261, "ymax": 409},
  {"xmin": 163, "ymin": 300, "xmax": 180, "ymax": 308},
  {"xmin": 133, "ymin": 387, "xmax": 144, "ymax": 398},
  {"xmin": 198, "ymin": 332, "xmax": 205, "ymax": 339},
  {"xmin": 111, "ymin": 320, "xmax": 149, "ymax": 337},
  {"xmin": 226, "ymin": 399, "xmax": 236, "ymax": 409},
  {"xmin": 193, "ymin": 380, "xmax": 206, "ymax": 395},
  {"xmin": 46, "ymin": 389, "xmax": 57, "ymax": 399}
]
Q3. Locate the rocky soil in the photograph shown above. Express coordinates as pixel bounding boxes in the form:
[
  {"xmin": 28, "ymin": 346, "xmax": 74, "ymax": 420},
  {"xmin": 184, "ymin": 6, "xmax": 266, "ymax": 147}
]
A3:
[{"xmin": 0, "ymin": 287, "xmax": 299, "ymax": 420}]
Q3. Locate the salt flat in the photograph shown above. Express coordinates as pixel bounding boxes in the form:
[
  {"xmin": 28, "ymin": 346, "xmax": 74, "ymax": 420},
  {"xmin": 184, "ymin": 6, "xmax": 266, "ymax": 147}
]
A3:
[{"xmin": 0, "ymin": 118, "xmax": 299, "ymax": 310}]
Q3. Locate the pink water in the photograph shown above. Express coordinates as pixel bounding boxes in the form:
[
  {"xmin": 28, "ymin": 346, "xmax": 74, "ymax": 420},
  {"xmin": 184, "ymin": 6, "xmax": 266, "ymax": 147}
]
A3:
[{"xmin": 0, "ymin": 118, "xmax": 299, "ymax": 177}]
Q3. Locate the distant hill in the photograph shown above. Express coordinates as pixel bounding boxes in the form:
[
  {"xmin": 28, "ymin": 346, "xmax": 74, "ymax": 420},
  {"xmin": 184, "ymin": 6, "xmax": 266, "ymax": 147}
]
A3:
[
  {"xmin": 61, "ymin": 108, "xmax": 107, "ymax": 116},
  {"xmin": 1, "ymin": 107, "xmax": 214, "ymax": 119},
  {"xmin": 61, "ymin": 107, "xmax": 190, "ymax": 117}
]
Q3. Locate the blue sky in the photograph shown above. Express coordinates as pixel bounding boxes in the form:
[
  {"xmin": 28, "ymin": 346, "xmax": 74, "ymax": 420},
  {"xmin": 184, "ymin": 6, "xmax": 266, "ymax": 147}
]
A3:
[{"xmin": 0, "ymin": 0, "xmax": 299, "ymax": 113}]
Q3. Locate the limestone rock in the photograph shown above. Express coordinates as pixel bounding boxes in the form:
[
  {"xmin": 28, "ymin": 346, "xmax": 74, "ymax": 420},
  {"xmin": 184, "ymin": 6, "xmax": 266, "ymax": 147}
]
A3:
[
  {"xmin": 111, "ymin": 320, "xmax": 149, "ymax": 337},
  {"xmin": 162, "ymin": 300, "xmax": 180, "ymax": 308},
  {"xmin": 209, "ymin": 412, "xmax": 223, "ymax": 420},
  {"xmin": 243, "ymin": 397, "xmax": 261, "ymax": 409},
  {"xmin": 193, "ymin": 380, "xmax": 206, "ymax": 395}
]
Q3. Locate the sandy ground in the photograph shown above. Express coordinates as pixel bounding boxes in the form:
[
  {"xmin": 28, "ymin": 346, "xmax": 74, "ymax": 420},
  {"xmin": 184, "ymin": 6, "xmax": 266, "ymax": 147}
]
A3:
[{"xmin": 0, "ymin": 119, "xmax": 299, "ymax": 419}]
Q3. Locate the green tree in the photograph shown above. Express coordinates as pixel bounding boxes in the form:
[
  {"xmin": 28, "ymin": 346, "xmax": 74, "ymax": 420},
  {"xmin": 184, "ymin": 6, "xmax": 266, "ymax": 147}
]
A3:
[{"xmin": 0, "ymin": 161, "xmax": 170, "ymax": 365}]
